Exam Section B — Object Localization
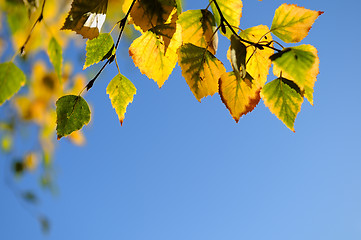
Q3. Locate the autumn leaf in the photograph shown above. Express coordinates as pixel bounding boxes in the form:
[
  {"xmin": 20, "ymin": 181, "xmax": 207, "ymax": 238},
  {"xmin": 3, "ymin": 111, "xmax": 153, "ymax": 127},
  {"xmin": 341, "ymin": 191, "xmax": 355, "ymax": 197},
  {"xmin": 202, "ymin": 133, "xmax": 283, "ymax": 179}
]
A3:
[
  {"xmin": 239, "ymin": 25, "xmax": 273, "ymax": 88},
  {"xmin": 61, "ymin": 0, "xmax": 108, "ymax": 40},
  {"xmin": 56, "ymin": 95, "xmax": 91, "ymax": 139},
  {"xmin": 84, "ymin": 33, "xmax": 114, "ymax": 69},
  {"xmin": 178, "ymin": 43, "xmax": 226, "ymax": 102},
  {"xmin": 271, "ymin": 44, "xmax": 319, "ymax": 105},
  {"xmin": 130, "ymin": 0, "xmax": 178, "ymax": 33},
  {"xmin": 0, "ymin": 62, "xmax": 26, "ymax": 105},
  {"xmin": 271, "ymin": 4, "xmax": 323, "ymax": 43},
  {"xmin": 129, "ymin": 22, "xmax": 181, "ymax": 87},
  {"xmin": 210, "ymin": 0, "xmax": 243, "ymax": 38},
  {"xmin": 178, "ymin": 9, "xmax": 218, "ymax": 54},
  {"xmin": 219, "ymin": 71, "xmax": 261, "ymax": 122},
  {"xmin": 106, "ymin": 73, "xmax": 136, "ymax": 125},
  {"xmin": 48, "ymin": 37, "xmax": 63, "ymax": 81},
  {"xmin": 261, "ymin": 77, "xmax": 304, "ymax": 132}
]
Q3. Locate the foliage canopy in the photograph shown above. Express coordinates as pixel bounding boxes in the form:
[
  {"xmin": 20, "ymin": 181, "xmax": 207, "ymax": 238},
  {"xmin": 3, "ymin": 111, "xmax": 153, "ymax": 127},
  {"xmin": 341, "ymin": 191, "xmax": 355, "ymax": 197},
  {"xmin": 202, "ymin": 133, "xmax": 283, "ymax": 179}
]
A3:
[{"xmin": 0, "ymin": 0, "xmax": 322, "ymax": 232}]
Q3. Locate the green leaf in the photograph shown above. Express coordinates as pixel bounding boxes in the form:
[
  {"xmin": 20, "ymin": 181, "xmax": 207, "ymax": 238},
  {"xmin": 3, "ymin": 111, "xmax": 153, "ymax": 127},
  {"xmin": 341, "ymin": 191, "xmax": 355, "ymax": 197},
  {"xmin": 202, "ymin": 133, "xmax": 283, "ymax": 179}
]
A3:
[
  {"xmin": 270, "ymin": 45, "xmax": 319, "ymax": 105},
  {"xmin": 48, "ymin": 37, "xmax": 63, "ymax": 81},
  {"xmin": 61, "ymin": 0, "xmax": 108, "ymax": 40},
  {"xmin": 106, "ymin": 73, "xmax": 136, "ymax": 125},
  {"xmin": 178, "ymin": 43, "xmax": 226, "ymax": 102},
  {"xmin": 56, "ymin": 95, "xmax": 91, "ymax": 139},
  {"xmin": 3, "ymin": 1, "xmax": 28, "ymax": 34},
  {"xmin": 261, "ymin": 77, "xmax": 304, "ymax": 132},
  {"xmin": 22, "ymin": 191, "xmax": 38, "ymax": 204},
  {"xmin": 178, "ymin": 9, "xmax": 218, "ymax": 54},
  {"xmin": 84, "ymin": 33, "xmax": 114, "ymax": 69},
  {"xmin": 210, "ymin": 0, "xmax": 243, "ymax": 38},
  {"xmin": 0, "ymin": 62, "xmax": 26, "ymax": 105},
  {"xmin": 271, "ymin": 4, "xmax": 323, "ymax": 43}
]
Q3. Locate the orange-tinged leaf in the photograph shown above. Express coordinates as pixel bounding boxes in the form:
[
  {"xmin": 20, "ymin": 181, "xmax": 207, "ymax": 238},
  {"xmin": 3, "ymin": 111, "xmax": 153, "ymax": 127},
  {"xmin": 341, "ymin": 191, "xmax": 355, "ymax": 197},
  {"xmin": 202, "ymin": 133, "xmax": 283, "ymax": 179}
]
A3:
[
  {"xmin": 239, "ymin": 25, "xmax": 273, "ymax": 88},
  {"xmin": 261, "ymin": 77, "xmax": 304, "ymax": 132},
  {"xmin": 210, "ymin": 0, "xmax": 242, "ymax": 38},
  {"xmin": 130, "ymin": 0, "xmax": 178, "ymax": 33},
  {"xmin": 271, "ymin": 4, "xmax": 323, "ymax": 43},
  {"xmin": 178, "ymin": 43, "xmax": 226, "ymax": 102},
  {"xmin": 129, "ymin": 23, "xmax": 181, "ymax": 87},
  {"xmin": 271, "ymin": 44, "xmax": 319, "ymax": 105},
  {"xmin": 178, "ymin": 9, "xmax": 217, "ymax": 54},
  {"xmin": 219, "ymin": 71, "xmax": 261, "ymax": 122}
]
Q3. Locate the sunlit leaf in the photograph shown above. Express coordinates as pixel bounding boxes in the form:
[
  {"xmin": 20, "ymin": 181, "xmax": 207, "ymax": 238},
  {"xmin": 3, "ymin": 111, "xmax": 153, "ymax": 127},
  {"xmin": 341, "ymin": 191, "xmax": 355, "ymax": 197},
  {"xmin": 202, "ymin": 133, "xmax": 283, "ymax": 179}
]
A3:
[
  {"xmin": 56, "ymin": 95, "xmax": 91, "ymax": 139},
  {"xmin": 271, "ymin": 44, "xmax": 319, "ymax": 105},
  {"xmin": 0, "ymin": 62, "xmax": 26, "ymax": 105},
  {"xmin": 261, "ymin": 77, "xmax": 304, "ymax": 131},
  {"xmin": 219, "ymin": 71, "xmax": 261, "ymax": 122},
  {"xmin": 61, "ymin": 0, "xmax": 108, "ymax": 40},
  {"xmin": 129, "ymin": 22, "xmax": 181, "ymax": 87},
  {"xmin": 31, "ymin": 61, "xmax": 60, "ymax": 102},
  {"xmin": 178, "ymin": 43, "xmax": 226, "ymax": 102},
  {"xmin": 106, "ymin": 73, "xmax": 136, "ymax": 125},
  {"xmin": 84, "ymin": 33, "xmax": 114, "ymax": 69},
  {"xmin": 210, "ymin": 0, "xmax": 242, "ymax": 38},
  {"xmin": 239, "ymin": 25, "xmax": 273, "ymax": 88},
  {"xmin": 48, "ymin": 37, "xmax": 63, "ymax": 81},
  {"xmin": 24, "ymin": 152, "xmax": 39, "ymax": 171},
  {"xmin": 130, "ymin": 0, "xmax": 178, "ymax": 33},
  {"xmin": 178, "ymin": 9, "xmax": 217, "ymax": 54},
  {"xmin": 1, "ymin": 134, "xmax": 13, "ymax": 153},
  {"xmin": 271, "ymin": 4, "xmax": 323, "ymax": 43}
]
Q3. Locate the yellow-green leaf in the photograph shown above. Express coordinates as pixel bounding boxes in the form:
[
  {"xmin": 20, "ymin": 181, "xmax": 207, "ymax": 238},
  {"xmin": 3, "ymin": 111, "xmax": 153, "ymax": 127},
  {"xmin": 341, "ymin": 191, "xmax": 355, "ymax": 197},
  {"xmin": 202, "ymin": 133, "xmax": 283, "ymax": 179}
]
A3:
[
  {"xmin": 106, "ymin": 73, "xmax": 136, "ymax": 126},
  {"xmin": 61, "ymin": 0, "xmax": 108, "ymax": 40},
  {"xmin": 271, "ymin": 4, "xmax": 323, "ymax": 43},
  {"xmin": 219, "ymin": 71, "xmax": 261, "ymax": 122},
  {"xmin": 0, "ymin": 62, "xmax": 26, "ymax": 105},
  {"xmin": 178, "ymin": 9, "xmax": 217, "ymax": 54},
  {"xmin": 271, "ymin": 44, "xmax": 319, "ymax": 105},
  {"xmin": 129, "ymin": 23, "xmax": 181, "ymax": 87},
  {"xmin": 48, "ymin": 37, "xmax": 63, "ymax": 81},
  {"xmin": 56, "ymin": 95, "xmax": 90, "ymax": 139},
  {"xmin": 210, "ymin": 0, "xmax": 243, "ymax": 38},
  {"xmin": 84, "ymin": 33, "xmax": 114, "ymax": 69},
  {"xmin": 239, "ymin": 25, "xmax": 273, "ymax": 88},
  {"xmin": 261, "ymin": 77, "xmax": 304, "ymax": 132},
  {"xmin": 178, "ymin": 43, "xmax": 226, "ymax": 102}
]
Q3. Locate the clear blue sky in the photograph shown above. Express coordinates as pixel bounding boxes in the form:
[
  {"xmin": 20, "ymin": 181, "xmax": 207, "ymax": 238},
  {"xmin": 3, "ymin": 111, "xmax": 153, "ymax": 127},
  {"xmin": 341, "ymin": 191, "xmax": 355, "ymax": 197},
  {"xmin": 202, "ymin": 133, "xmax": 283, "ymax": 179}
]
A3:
[{"xmin": 1, "ymin": 0, "xmax": 361, "ymax": 239}]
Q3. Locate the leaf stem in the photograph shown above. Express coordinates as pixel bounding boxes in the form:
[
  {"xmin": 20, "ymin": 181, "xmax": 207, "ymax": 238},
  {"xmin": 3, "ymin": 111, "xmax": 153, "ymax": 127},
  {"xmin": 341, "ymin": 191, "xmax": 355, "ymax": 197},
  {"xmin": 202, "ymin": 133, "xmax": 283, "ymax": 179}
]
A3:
[
  {"xmin": 82, "ymin": 0, "xmax": 136, "ymax": 93},
  {"xmin": 212, "ymin": 0, "xmax": 281, "ymax": 52},
  {"xmin": 19, "ymin": 0, "xmax": 47, "ymax": 55}
]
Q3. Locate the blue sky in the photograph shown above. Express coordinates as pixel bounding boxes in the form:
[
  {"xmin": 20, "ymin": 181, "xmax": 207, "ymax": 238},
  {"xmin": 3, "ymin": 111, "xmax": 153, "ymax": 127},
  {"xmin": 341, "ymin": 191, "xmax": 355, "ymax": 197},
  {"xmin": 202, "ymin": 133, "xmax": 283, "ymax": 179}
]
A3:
[{"xmin": 1, "ymin": 0, "xmax": 361, "ymax": 239}]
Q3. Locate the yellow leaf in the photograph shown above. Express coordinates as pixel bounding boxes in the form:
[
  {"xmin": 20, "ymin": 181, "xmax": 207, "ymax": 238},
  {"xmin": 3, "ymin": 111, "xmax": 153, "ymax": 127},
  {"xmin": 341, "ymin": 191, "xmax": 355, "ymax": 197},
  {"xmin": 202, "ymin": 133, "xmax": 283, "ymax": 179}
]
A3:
[
  {"xmin": 69, "ymin": 131, "xmax": 86, "ymax": 146},
  {"xmin": 129, "ymin": 23, "xmax": 181, "ymax": 87},
  {"xmin": 210, "ymin": 0, "xmax": 242, "ymax": 38},
  {"xmin": 219, "ymin": 71, "xmax": 261, "ymax": 122},
  {"xmin": 178, "ymin": 43, "xmax": 226, "ymax": 102},
  {"xmin": 239, "ymin": 25, "xmax": 273, "ymax": 88},
  {"xmin": 271, "ymin": 4, "xmax": 323, "ymax": 43},
  {"xmin": 24, "ymin": 152, "xmax": 39, "ymax": 171},
  {"xmin": 178, "ymin": 9, "xmax": 217, "ymax": 54}
]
